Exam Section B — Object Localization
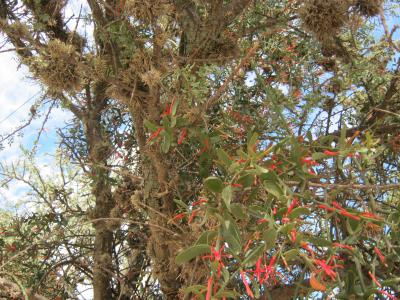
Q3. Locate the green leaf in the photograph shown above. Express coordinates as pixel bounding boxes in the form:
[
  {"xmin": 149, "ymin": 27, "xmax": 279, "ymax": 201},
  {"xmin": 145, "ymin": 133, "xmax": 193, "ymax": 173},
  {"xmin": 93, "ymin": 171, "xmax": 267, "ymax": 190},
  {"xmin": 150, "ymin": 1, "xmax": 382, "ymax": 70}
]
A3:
[
  {"xmin": 175, "ymin": 244, "xmax": 210, "ymax": 264},
  {"xmin": 182, "ymin": 285, "xmax": 205, "ymax": 297},
  {"xmin": 262, "ymin": 227, "xmax": 277, "ymax": 250},
  {"xmin": 278, "ymin": 223, "xmax": 295, "ymax": 234},
  {"xmin": 263, "ymin": 181, "xmax": 282, "ymax": 199},
  {"xmin": 144, "ymin": 120, "xmax": 157, "ymax": 132},
  {"xmin": 283, "ymin": 249, "xmax": 299, "ymax": 262},
  {"xmin": 238, "ymin": 173, "xmax": 253, "ymax": 188},
  {"xmin": 289, "ymin": 207, "xmax": 310, "ymax": 219},
  {"xmin": 220, "ymin": 214, "xmax": 242, "ymax": 254},
  {"xmin": 222, "ymin": 186, "xmax": 233, "ymax": 211},
  {"xmin": 204, "ymin": 176, "xmax": 224, "ymax": 193},
  {"xmin": 171, "ymin": 98, "xmax": 179, "ymax": 116},
  {"xmin": 161, "ymin": 131, "xmax": 171, "ymax": 153},
  {"xmin": 247, "ymin": 132, "xmax": 259, "ymax": 154},
  {"xmin": 311, "ymin": 152, "xmax": 326, "ymax": 160},
  {"xmin": 195, "ymin": 230, "xmax": 218, "ymax": 245},
  {"xmin": 216, "ymin": 148, "xmax": 232, "ymax": 167},
  {"xmin": 243, "ymin": 243, "xmax": 265, "ymax": 267},
  {"xmin": 306, "ymin": 236, "xmax": 332, "ymax": 247},
  {"xmin": 231, "ymin": 203, "xmax": 246, "ymax": 220}
]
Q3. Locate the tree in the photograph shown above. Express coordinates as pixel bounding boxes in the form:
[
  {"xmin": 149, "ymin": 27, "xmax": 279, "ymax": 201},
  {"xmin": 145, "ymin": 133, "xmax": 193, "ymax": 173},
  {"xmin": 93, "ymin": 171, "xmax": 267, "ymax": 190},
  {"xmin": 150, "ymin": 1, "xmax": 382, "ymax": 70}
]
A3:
[{"xmin": 0, "ymin": 0, "xmax": 399, "ymax": 299}]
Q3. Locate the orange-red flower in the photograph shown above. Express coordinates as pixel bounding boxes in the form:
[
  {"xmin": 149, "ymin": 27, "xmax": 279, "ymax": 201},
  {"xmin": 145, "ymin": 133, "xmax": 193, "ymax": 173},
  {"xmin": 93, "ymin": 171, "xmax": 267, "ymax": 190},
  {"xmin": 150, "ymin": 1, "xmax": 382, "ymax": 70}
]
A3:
[
  {"xmin": 314, "ymin": 259, "xmax": 343, "ymax": 280},
  {"xmin": 368, "ymin": 271, "xmax": 382, "ymax": 287},
  {"xmin": 333, "ymin": 243, "xmax": 354, "ymax": 251},
  {"xmin": 147, "ymin": 127, "xmax": 163, "ymax": 143},
  {"xmin": 324, "ymin": 150, "xmax": 340, "ymax": 156},
  {"xmin": 287, "ymin": 197, "xmax": 299, "ymax": 215},
  {"xmin": 178, "ymin": 128, "xmax": 188, "ymax": 145},
  {"xmin": 240, "ymin": 271, "xmax": 254, "ymax": 299},
  {"xmin": 206, "ymin": 276, "xmax": 213, "ymax": 300},
  {"xmin": 374, "ymin": 247, "xmax": 387, "ymax": 267},
  {"xmin": 317, "ymin": 204, "xmax": 335, "ymax": 212}
]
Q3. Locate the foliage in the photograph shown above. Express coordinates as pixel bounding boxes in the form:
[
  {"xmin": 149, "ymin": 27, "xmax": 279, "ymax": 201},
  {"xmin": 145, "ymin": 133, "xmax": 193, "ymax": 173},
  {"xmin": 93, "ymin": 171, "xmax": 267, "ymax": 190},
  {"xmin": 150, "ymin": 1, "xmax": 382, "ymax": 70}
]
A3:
[{"xmin": 0, "ymin": 0, "xmax": 399, "ymax": 299}]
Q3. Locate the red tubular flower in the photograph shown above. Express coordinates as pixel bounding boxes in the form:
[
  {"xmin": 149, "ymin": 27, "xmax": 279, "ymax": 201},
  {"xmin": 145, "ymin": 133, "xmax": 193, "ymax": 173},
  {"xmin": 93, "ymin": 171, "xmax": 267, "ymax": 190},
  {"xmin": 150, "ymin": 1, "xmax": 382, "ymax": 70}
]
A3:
[
  {"xmin": 188, "ymin": 209, "xmax": 199, "ymax": 223},
  {"xmin": 333, "ymin": 243, "xmax": 354, "ymax": 251},
  {"xmin": 231, "ymin": 183, "xmax": 243, "ymax": 188},
  {"xmin": 263, "ymin": 255, "xmax": 277, "ymax": 283},
  {"xmin": 161, "ymin": 97, "xmax": 176, "ymax": 117},
  {"xmin": 192, "ymin": 198, "xmax": 207, "ymax": 207},
  {"xmin": 339, "ymin": 210, "xmax": 361, "ymax": 221},
  {"xmin": 301, "ymin": 157, "xmax": 319, "ymax": 166},
  {"xmin": 178, "ymin": 128, "xmax": 188, "ymax": 145},
  {"xmin": 360, "ymin": 211, "xmax": 382, "ymax": 220},
  {"xmin": 368, "ymin": 271, "xmax": 382, "ymax": 287},
  {"xmin": 206, "ymin": 276, "xmax": 213, "ymax": 300},
  {"xmin": 317, "ymin": 204, "xmax": 335, "ymax": 212},
  {"xmin": 202, "ymin": 246, "xmax": 229, "ymax": 277},
  {"xmin": 257, "ymin": 218, "xmax": 268, "ymax": 224},
  {"xmin": 331, "ymin": 201, "xmax": 345, "ymax": 210},
  {"xmin": 301, "ymin": 242, "xmax": 315, "ymax": 256},
  {"xmin": 314, "ymin": 259, "xmax": 340, "ymax": 280},
  {"xmin": 287, "ymin": 198, "xmax": 299, "ymax": 215},
  {"xmin": 147, "ymin": 127, "xmax": 163, "ymax": 143},
  {"xmin": 379, "ymin": 290, "xmax": 397, "ymax": 300},
  {"xmin": 240, "ymin": 271, "xmax": 254, "ymax": 299},
  {"xmin": 324, "ymin": 150, "xmax": 340, "ymax": 156},
  {"xmin": 290, "ymin": 229, "xmax": 297, "ymax": 243},
  {"xmin": 253, "ymin": 257, "xmax": 264, "ymax": 283},
  {"xmin": 374, "ymin": 247, "xmax": 387, "ymax": 266},
  {"xmin": 244, "ymin": 240, "xmax": 253, "ymax": 253},
  {"xmin": 272, "ymin": 206, "xmax": 277, "ymax": 215},
  {"xmin": 172, "ymin": 212, "xmax": 185, "ymax": 222}
]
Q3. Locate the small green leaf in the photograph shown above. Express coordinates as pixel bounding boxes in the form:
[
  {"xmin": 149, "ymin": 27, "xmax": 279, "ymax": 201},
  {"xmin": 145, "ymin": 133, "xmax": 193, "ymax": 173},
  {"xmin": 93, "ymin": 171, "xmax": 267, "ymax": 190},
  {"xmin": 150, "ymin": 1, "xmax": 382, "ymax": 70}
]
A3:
[
  {"xmin": 262, "ymin": 227, "xmax": 277, "ymax": 249},
  {"xmin": 263, "ymin": 181, "xmax": 282, "ymax": 199},
  {"xmin": 247, "ymin": 132, "xmax": 259, "ymax": 154},
  {"xmin": 283, "ymin": 249, "xmax": 299, "ymax": 262},
  {"xmin": 176, "ymin": 244, "xmax": 210, "ymax": 264},
  {"xmin": 289, "ymin": 207, "xmax": 310, "ymax": 219},
  {"xmin": 204, "ymin": 176, "xmax": 224, "ymax": 193},
  {"xmin": 222, "ymin": 186, "xmax": 233, "ymax": 211},
  {"xmin": 216, "ymin": 148, "xmax": 232, "ymax": 167},
  {"xmin": 243, "ymin": 243, "xmax": 265, "ymax": 267},
  {"xmin": 238, "ymin": 174, "xmax": 253, "ymax": 188},
  {"xmin": 182, "ymin": 285, "xmax": 205, "ymax": 297},
  {"xmin": 311, "ymin": 152, "xmax": 326, "ymax": 160},
  {"xmin": 171, "ymin": 98, "xmax": 179, "ymax": 116},
  {"xmin": 231, "ymin": 203, "xmax": 246, "ymax": 220},
  {"xmin": 144, "ymin": 120, "xmax": 157, "ymax": 132},
  {"xmin": 306, "ymin": 236, "xmax": 332, "ymax": 247},
  {"xmin": 161, "ymin": 132, "xmax": 171, "ymax": 153},
  {"xmin": 195, "ymin": 230, "xmax": 218, "ymax": 245}
]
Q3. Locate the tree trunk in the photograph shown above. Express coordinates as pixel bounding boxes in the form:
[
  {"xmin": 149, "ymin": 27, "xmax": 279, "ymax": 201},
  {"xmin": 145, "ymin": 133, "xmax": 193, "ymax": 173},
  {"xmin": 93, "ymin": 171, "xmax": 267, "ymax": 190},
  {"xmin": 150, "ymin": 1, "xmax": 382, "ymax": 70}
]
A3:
[{"xmin": 85, "ymin": 83, "xmax": 115, "ymax": 300}]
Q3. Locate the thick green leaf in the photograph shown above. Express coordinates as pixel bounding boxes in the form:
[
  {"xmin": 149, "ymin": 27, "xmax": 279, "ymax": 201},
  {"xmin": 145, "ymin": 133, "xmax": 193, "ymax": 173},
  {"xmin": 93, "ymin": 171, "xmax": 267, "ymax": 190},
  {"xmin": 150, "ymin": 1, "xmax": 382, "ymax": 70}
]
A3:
[
  {"xmin": 263, "ymin": 181, "xmax": 282, "ymax": 199},
  {"xmin": 238, "ymin": 173, "xmax": 253, "ymax": 188},
  {"xmin": 289, "ymin": 207, "xmax": 310, "ymax": 219},
  {"xmin": 204, "ymin": 176, "xmax": 224, "ymax": 193},
  {"xmin": 195, "ymin": 230, "xmax": 218, "ymax": 245},
  {"xmin": 243, "ymin": 243, "xmax": 265, "ymax": 267},
  {"xmin": 176, "ymin": 244, "xmax": 210, "ymax": 264},
  {"xmin": 262, "ymin": 227, "xmax": 277, "ymax": 249},
  {"xmin": 216, "ymin": 148, "xmax": 232, "ymax": 167},
  {"xmin": 144, "ymin": 120, "xmax": 157, "ymax": 131},
  {"xmin": 222, "ymin": 186, "xmax": 233, "ymax": 211},
  {"xmin": 283, "ymin": 249, "xmax": 299, "ymax": 262},
  {"xmin": 306, "ymin": 236, "xmax": 332, "ymax": 247},
  {"xmin": 247, "ymin": 132, "xmax": 259, "ymax": 154},
  {"xmin": 231, "ymin": 203, "xmax": 246, "ymax": 220}
]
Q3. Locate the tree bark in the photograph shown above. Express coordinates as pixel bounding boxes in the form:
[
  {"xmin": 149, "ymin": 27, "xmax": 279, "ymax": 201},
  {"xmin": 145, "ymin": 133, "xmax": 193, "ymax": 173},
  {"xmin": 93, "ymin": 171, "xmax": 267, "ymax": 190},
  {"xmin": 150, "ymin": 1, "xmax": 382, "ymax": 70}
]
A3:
[{"xmin": 84, "ymin": 82, "xmax": 115, "ymax": 300}]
